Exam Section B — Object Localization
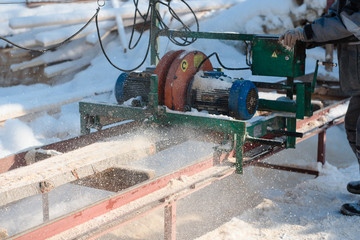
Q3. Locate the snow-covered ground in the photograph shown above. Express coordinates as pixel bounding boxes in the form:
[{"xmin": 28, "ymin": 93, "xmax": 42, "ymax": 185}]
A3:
[{"xmin": 1, "ymin": 0, "xmax": 360, "ymax": 239}]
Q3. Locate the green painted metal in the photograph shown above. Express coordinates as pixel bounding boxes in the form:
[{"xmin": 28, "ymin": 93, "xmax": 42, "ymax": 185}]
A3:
[
  {"xmin": 312, "ymin": 60, "xmax": 320, "ymax": 93},
  {"xmin": 79, "ymin": 101, "xmax": 148, "ymax": 134},
  {"xmin": 156, "ymin": 111, "xmax": 246, "ymax": 135},
  {"xmin": 258, "ymin": 99, "xmax": 297, "ymax": 113},
  {"xmin": 251, "ymin": 37, "xmax": 306, "ymax": 78},
  {"xmin": 80, "ymin": 113, "xmax": 90, "ymax": 135},
  {"xmin": 157, "ymin": 29, "xmax": 255, "ymax": 41},
  {"xmin": 294, "ymin": 82, "xmax": 313, "ymax": 119},
  {"xmin": 286, "ymin": 117, "xmax": 297, "ymax": 148},
  {"xmin": 295, "ymin": 83, "xmax": 305, "ymax": 119},
  {"xmin": 246, "ymin": 115, "xmax": 286, "ymax": 138},
  {"xmin": 253, "ymin": 82, "xmax": 292, "ymax": 91},
  {"xmin": 286, "ymin": 77, "xmax": 295, "ymax": 99},
  {"xmin": 79, "ymin": 102, "xmax": 148, "ymax": 120},
  {"xmin": 148, "ymin": 75, "xmax": 159, "ymax": 111},
  {"xmin": 234, "ymin": 133, "xmax": 244, "ymax": 174},
  {"xmin": 304, "ymin": 82, "xmax": 313, "ymax": 117}
]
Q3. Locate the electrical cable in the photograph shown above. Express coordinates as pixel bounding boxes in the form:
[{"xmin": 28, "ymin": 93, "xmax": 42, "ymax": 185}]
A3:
[
  {"xmin": 0, "ymin": 7, "xmax": 100, "ymax": 53},
  {"xmin": 95, "ymin": 6, "xmax": 151, "ymax": 72},
  {"xmin": 197, "ymin": 52, "xmax": 251, "ymax": 72},
  {"xmin": 0, "ymin": 0, "xmax": 226, "ymax": 73},
  {"xmin": 95, "ymin": 0, "xmax": 200, "ymax": 72}
]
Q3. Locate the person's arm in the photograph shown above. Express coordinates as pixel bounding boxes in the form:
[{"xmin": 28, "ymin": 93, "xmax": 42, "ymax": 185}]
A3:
[
  {"xmin": 304, "ymin": 12, "xmax": 353, "ymax": 43},
  {"xmin": 280, "ymin": 1, "xmax": 360, "ymax": 47}
]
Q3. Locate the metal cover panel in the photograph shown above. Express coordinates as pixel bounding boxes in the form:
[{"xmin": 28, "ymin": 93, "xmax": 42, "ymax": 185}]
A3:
[{"xmin": 251, "ymin": 37, "xmax": 305, "ymax": 78}]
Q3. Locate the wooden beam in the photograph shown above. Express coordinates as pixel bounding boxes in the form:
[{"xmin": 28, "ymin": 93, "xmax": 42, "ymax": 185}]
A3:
[{"xmin": 0, "ymin": 136, "xmax": 156, "ymax": 206}]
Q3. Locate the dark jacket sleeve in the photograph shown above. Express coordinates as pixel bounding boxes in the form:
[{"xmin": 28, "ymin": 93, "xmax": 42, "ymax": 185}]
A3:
[{"xmin": 303, "ymin": 1, "xmax": 360, "ymax": 44}]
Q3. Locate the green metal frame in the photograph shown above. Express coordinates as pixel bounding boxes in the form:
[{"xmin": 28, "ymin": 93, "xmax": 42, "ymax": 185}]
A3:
[
  {"xmin": 79, "ymin": 0, "xmax": 315, "ymax": 174},
  {"xmin": 80, "ymin": 76, "xmax": 247, "ymax": 173}
]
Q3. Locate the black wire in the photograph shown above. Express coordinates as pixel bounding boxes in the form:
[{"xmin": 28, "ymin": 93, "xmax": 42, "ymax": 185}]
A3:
[
  {"xmin": 154, "ymin": 0, "xmax": 198, "ymax": 46},
  {"xmin": 128, "ymin": 0, "xmax": 152, "ymax": 50},
  {"xmin": 1, "ymin": 0, "xmax": 201, "ymax": 72},
  {"xmin": 96, "ymin": 0, "xmax": 200, "ymax": 72},
  {"xmin": 197, "ymin": 52, "xmax": 251, "ymax": 71},
  {"xmin": 0, "ymin": 7, "xmax": 100, "ymax": 53},
  {"xmin": 95, "ymin": 8, "xmax": 151, "ymax": 72}
]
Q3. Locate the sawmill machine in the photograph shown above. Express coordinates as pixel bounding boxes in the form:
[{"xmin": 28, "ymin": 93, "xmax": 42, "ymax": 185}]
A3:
[{"xmin": 79, "ymin": 1, "xmax": 314, "ymax": 174}]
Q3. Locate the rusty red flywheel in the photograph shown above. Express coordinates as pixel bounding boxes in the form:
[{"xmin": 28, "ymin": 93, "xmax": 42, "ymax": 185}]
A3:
[
  {"xmin": 163, "ymin": 51, "xmax": 213, "ymax": 111},
  {"xmin": 154, "ymin": 50, "xmax": 185, "ymax": 105}
]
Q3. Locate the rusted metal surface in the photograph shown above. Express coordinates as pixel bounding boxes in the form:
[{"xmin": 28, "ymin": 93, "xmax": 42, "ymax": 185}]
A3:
[
  {"xmin": 296, "ymin": 98, "xmax": 348, "ymax": 129},
  {"xmin": 250, "ymin": 161, "xmax": 320, "ymax": 176},
  {"xmin": 164, "ymin": 201, "xmax": 177, "ymax": 240},
  {"xmin": 164, "ymin": 51, "xmax": 213, "ymax": 111},
  {"xmin": 154, "ymin": 50, "xmax": 185, "ymax": 105},
  {"xmin": 317, "ymin": 130, "xmax": 326, "ymax": 164}
]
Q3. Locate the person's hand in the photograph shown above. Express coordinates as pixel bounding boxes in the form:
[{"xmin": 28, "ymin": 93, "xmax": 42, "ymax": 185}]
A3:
[{"xmin": 279, "ymin": 27, "xmax": 305, "ymax": 47}]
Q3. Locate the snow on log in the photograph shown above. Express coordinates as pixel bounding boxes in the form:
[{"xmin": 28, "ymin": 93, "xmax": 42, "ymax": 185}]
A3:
[
  {"xmin": 9, "ymin": 8, "xmax": 132, "ymax": 30},
  {"xmin": 44, "ymin": 57, "xmax": 91, "ymax": 78},
  {"xmin": 0, "ymin": 96, "xmax": 83, "ymax": 123},
  {"xmin": 10, "ymin": 38, "xmax": 91, "ymax": 72},
  {"xmin": 34, "ymin": 20, "xmax": 115, "ymax": 47},
  {"xmin": 85, "ymin": 24, "xmax": 116, "ymax": 45}
]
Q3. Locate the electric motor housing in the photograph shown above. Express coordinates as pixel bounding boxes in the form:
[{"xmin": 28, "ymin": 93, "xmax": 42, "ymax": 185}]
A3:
[
  {"xmin": 115, "ymin": 69, "xmax": 258, "ymax": 120},
  {"xmin": 228, "ymin": 79, "xmax": 258, "ymax": 120},
  {"xmin": 188, "ymin": 71, "xmax": 258, "ymax": 120},
  {"xmin": 114, "ymin": 68, "xmax": 154, "ymax": 105}
]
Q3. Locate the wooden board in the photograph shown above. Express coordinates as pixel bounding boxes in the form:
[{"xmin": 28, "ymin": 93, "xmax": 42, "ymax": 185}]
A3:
[{"xmin": 0, "ymin": 136, "xmax": 156, "ymax": 206}]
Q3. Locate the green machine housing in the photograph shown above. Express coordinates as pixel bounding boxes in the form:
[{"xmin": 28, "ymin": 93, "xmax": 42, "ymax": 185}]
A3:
[{"xmin": 251, "ymin": 36, "xmax": 306, "ymax": 78}]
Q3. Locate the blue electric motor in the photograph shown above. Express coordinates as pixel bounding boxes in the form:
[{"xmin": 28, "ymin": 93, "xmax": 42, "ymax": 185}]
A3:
[
  {"xmin": 187, "ymin": 71, "xmax": 258, "ymax": 120},
  {"xmin": 115, "ymin": 70, "xmax": 258, "ymax": 120},
  {"xmin": 114, "ymin": 68, "xmax": 154, "ymax": 105}
]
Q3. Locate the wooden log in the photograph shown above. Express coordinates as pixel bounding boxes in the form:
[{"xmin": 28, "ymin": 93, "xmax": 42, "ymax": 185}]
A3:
[
  {"xmin": 43, "ymin": 57, "xmax": 91, "ymax": 78},
  {"xmin": 0, "ymin": 96, "xmax": 83, "ymax": 123},
  {"xmin": 0, "ymin": 136, "xmax": 156, "ymax": 206},
  {"xmin": 45, "ymin": 31, "xmax": 115, "ymax": 77},
  {"xmin": 0, "ymin": 89, "xmax": 113, "ymax": 123},
  {"xmin": 85, "ymin": 25, "xmax": 116, "ymax": 45},
  {"xmin": 9, "ymin": 1, "xmax": 236, "ymax": 30},
  {"xmin": 34, "ymin": 20, "xmax": 115, "ymax": 47},
  {"xmin": 9, "ymin": 8, "xmax": 133, "ymax": 30},
  {"xmin": 10, "ymin": 38, "xmax": 91, "ymax": 72}
]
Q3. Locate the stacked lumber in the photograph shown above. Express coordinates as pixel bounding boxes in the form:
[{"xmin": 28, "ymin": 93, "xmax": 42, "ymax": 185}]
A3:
[{"xmin": 0, "ymin": 0, "xmax": 238, "ymax": 87}]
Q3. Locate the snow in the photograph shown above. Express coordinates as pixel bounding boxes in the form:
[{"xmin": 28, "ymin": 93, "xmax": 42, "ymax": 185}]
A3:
[{"xmin": 1, "ymin": 0, "xmax": 359, "ymax": 239}]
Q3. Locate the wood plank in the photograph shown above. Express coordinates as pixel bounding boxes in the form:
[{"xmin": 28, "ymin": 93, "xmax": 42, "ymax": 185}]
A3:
[
  {"xmin": 0, "ymin": 134, "xmax": 156, "ymax": 206},
  {"xmin": 0, "ymin": 121, "xmax": 141, "ymax": 174}
]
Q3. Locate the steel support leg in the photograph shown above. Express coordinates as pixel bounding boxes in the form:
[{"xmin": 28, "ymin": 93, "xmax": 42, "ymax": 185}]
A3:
[
  {"xmin": 317, "ymin": 130, "xmax": 326, "ymax": 164},
  {"xmin": 234, "ymin": 133, "xmax": 244, "ymax": 174},
  {"xmin": 80, "ymin": 113, "xmax": 90, "ymax": 135},
  {"xmin": 164, "ymin": 201, "xmax": 176, "ymax": 240},
  {"xmin": 42, "ymin": 193, "xmax": 49, "ymax": 222}
]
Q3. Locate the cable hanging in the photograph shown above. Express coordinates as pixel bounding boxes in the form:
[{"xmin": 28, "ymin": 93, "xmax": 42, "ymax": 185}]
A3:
[
  {"xmin": 95, "ymin": 0, "xmax": 200, "ymax": 72},
  {"xmin": 0, "ymin": 7, "xmax": 100, "ymax": 54},
  {"xmin": 197, "ymin": 52, "xmax": 251, "ymax": 72},
  {"xmin": 0, "ymin": 0, "xmax": 248, "ymax": 72}
]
